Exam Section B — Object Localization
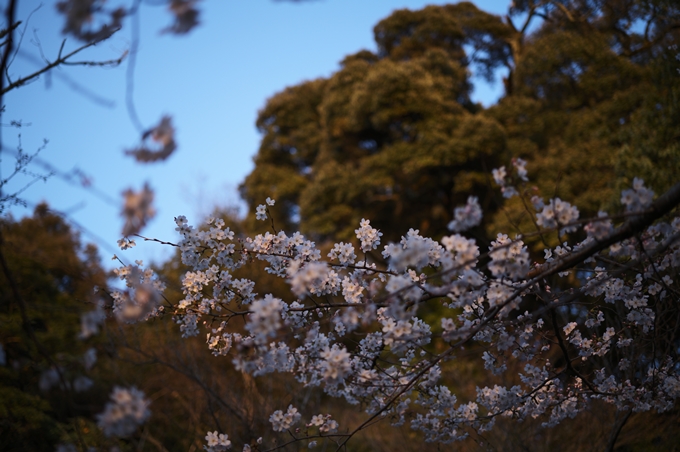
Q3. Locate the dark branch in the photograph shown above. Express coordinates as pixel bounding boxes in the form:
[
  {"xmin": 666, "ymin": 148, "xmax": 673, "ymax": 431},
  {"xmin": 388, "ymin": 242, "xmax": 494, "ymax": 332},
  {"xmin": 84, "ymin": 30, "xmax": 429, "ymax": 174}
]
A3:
[
  {"xmin": 1, "ymin": 30, "xmax": 126, "ymax": 95},
  {"xmin": 531, "ymin": 182, "xmax": 680, "ymax": 280}
]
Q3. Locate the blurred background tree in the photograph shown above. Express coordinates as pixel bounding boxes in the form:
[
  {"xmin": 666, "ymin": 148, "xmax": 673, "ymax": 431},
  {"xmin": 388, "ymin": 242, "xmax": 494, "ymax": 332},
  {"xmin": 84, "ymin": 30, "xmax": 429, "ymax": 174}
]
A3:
[
  {"xmin": 487, "ymin": 0, "xmax": 680, "ymax": 243},
  {"xmin": 241, "ymin": 0, "xmax": 680, "ymax": 249},
  {"xmin": 0, "ymin": 205, "xmax": 110, "ymax": 450},
  {"xmin": 241, "ymin": 2, "xmax": 511, "ymax": 245}
]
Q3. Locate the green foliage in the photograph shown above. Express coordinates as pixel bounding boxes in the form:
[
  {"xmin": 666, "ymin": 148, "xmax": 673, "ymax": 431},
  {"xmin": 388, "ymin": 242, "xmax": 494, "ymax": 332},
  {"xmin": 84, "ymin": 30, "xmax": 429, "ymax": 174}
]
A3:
[
  {"xmin": 0, "ymin": 204, "xmax": 109, "ymax": 450},
  {"xmin": 242, "ymin": 0, "xmax": 680, "ymax": 251},
  {"xmin": 241, "ymin": 80, "xmax": 328, "ymax": 234},
  {"xmin": 614, "ymin": 43, "xmax": 680, "ymax": 199},
  {"xmin": 242, "ymin": 3, "xmax": 515, "ymax": 244}
]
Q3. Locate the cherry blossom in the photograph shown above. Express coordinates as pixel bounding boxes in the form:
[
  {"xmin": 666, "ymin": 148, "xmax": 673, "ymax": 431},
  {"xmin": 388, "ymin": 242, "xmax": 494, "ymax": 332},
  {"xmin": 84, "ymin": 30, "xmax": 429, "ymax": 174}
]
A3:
[
  {"xmin": 96, "ymin": 386, "xmax": 150, "ymax": 438},
  {"xmin": 113, "ymin": 161, "xmax": 680, "ymax": 449}
]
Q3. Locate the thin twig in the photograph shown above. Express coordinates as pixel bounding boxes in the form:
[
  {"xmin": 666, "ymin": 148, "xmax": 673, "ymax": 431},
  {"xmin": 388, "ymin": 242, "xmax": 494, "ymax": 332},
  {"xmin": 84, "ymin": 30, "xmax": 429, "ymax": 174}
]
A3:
[
  {"xmin": 125, "ymin": 0, "xmax": 144, "ymax": 133},
  {"xmin": 1, "ymin": 29, "xmax": 126, "ymax": 95}
]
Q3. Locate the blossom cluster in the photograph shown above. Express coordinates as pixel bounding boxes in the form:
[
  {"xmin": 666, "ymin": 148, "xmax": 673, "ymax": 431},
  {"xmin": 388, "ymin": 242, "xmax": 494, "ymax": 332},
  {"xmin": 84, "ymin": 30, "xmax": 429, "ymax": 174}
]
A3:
[
  {"xmin": 204, "ymin": 431, "xmax": 232, "ymax": 451},
  {"xmin": 96, "ymin": 386, "xmax": 150, "ymax": 438},
  {"xmin": 110, "ymin": 261, "xmax": 165, "ymax": 323},
  {"xmin": 535, "ymin": 197, "xmax": 580, "ymax": 235},
  {"xmin": 447, "ymin": 196, "xmax": 482, "ymax": 232},
  {"xmin": 269, "ymin": 405, "xmax": 302, "ymax": 432},
  {"xmin": 492, "ymin": 157, "xmax": 528, "ymax": 198},
  {"xmin": 621, "ymin": 177, "xmax": 655, "ymax": 213},
  {"xmin": 116, "ymin": 164, "xmax": 680, "ymax": 450}
]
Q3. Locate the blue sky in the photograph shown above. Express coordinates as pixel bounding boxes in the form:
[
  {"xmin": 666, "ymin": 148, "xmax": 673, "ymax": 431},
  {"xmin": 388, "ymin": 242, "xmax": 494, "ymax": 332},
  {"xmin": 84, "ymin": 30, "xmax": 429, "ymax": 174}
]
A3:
[{"xmin": 4, "ymin": 0, "xmax": 512, "ymax": 269}]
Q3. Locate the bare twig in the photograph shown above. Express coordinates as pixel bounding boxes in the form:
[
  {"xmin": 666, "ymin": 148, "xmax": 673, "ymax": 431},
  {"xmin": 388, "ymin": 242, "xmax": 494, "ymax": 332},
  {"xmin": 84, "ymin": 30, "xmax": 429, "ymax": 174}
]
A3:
[
  {"xmin": 1, "ymin": 30, "xmax": 126, "ymax": 95},
  {"xmin": 0, "ymin": 144, "xmax": 119, "ymax": 206},
  {"xmin": 126, "ymin": 0, "xmax": 144, "ymax": 133},
  {"xmin": 15, "ymin": 49, "xmax": 117, "ymax": 107},
  {"xmin": 0, "ymin": 0, "xmax": 19, "ymax": 98},
  {"xmin": 605, "ymin": 409, "xmax": 632, "ymax": 452}
]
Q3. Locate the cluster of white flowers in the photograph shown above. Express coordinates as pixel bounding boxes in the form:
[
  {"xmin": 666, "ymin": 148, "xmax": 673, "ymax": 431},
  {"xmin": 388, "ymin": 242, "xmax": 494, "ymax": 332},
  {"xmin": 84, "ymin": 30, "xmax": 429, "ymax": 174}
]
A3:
[
  {"xmin": 96, "ymin": 386, "xmax": 150, "ymax": 438},
  {"xmin": 319, "ymin": 344, "xmax": 352, "ymax": 383},
  {"xmin": 355, "ymin": 218, "xmax": 383, "ymax": 252},
  {"xmin": 584, "ymin": 211, "xmax": 614, "ymax": 240},
  {"xmin": 535, "ymin": 197, "xmax": 580, "ymax": 235},
  {"xmin": 117, "ymin": 237, "xmax": 136, "ymax": 250},
  {"xmin": 111, "ymin": 264, "xmax": 165, "ymax": 323},
  {"xmin": 492, "ymin": 158, "xmax": 527, "ymax": 199},
  {"xmin": 255, "ymin": 204, "xmax": 267, "ymax": 220},
  {"xmin": 308, "ymin": 413, "xmax": 339, "ymax": 433},
  {"xmin": 328, "ymin": 242, "xmax": 356, "ymax": 265},
  {"xmin": 79, "ymin": 301, "xmax": 106, "ymax": 339},
  {"xmin": 114, "ymin": 170, "xmax": 680, "ymax": 450},
  {"xmin": 254, "ymin": 197, "xmax": 277, "ymax": 221},
  {"xmin": 487, "ymin": 233, "xmax": 530, "ymax": 281},
  {"xmin": 246, "ymin": 294, "xmax": 284, "ymax": 344},
  {"xmin": 269, "ymin": 404, "xmax": 302, "ymax": 432},
  {"xmin": 204, "ymin": 431, "xmax": 232, "ymax": 451},
  {"xmin": 621, "ymin": 177, "xmax": 655, "ymax": 212},
  {"xmin": 447, "ymin": 196, "xmax": 482, "ymax": 232}
]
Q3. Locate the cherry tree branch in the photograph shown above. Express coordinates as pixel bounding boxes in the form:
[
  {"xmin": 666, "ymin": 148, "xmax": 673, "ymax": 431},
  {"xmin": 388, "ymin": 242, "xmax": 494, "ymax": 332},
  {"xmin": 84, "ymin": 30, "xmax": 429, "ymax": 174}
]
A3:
[
  {"xmin": 531, "ymin": 182, "xmax": 680, "ymax": 280},
  {"xmin": 1, "ymin": 31, "xmax": 127, "ymax": 95}
]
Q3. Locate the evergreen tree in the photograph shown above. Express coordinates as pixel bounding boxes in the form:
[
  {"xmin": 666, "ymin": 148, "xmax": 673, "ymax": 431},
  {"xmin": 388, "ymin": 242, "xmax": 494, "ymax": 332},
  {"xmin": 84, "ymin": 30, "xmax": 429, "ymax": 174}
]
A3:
[
  {"xmin": 0, "ymin": 204, "xmax": 109, "ymax": 450},
  {"xmin": 241, "ymin": 3, "xmax": 512, "ymax": 245},
  {"xmin": 241, "ymin": 0, "xmax": 680, "ymax": 248}
]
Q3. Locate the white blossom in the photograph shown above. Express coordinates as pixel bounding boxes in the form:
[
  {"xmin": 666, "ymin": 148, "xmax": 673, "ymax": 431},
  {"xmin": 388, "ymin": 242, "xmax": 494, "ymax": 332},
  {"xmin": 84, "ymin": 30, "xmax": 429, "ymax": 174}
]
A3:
[
  {"xmin": 355, "ymin": 218, "xmax": 383, "ymax": 252},
  {"xmin": 621, "ymin": 178, "xmax": 654, "ymax": 213},
  {"xmin": 125, "ymin": 163, "xmax": 680, "ymax": 447},
  {"xmin": 96, "ymin": 386, "xmax": 150, "ymax": 438},
  {"xmin": 448, "ymin": 196, "xmax": 482, "ymax": 232},
  {"xmin": 256, "ymin": 204, "xmax": 267, "ymax": 220},
  {"xmin": 328, "ymin": 242, "xmax": 356, "ymax": 266},
  {"xmin": 204, "ymin": 431, "xmax": 232, "ymax": 451},
  {"xmin": 270, "ymin": 405, "xmax": 301, "ymax": 432},
  {"xmin": 536, "ymin": 198, "xmax": 579, "ymax": 235}
]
